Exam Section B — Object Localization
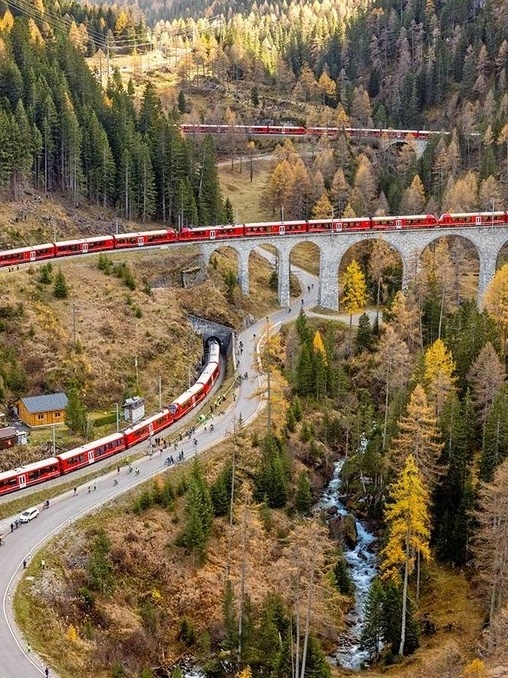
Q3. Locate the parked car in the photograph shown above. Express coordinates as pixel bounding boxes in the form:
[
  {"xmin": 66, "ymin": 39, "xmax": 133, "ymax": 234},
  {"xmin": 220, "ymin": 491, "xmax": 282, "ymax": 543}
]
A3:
[{"xmin": 19, "ymin": 507, "xmax": 39, "ymax": 523}]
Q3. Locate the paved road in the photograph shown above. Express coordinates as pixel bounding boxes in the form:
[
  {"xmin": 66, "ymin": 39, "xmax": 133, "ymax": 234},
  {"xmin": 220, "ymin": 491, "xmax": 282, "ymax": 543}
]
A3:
[{"xmin": 0, "ymin": 273, "xmax": 321, "ymax": 678}]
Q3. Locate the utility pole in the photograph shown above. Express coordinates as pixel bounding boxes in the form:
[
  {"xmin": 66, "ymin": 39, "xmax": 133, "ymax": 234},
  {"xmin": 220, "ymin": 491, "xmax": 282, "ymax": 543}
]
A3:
[
  {"xmin": 72, "ymin": 303, "xmax": 77, "ymax": 348},
  {"xmin": 158, "ymin": 375, "xmax": 162, "ymax": 410},
  {"xmin": 115, "ymin": 402, "xmax": 120, "ymax": 432},
  {"xmin": 265, "ymin": 316, "xmax": 272, "ymax": 432}
]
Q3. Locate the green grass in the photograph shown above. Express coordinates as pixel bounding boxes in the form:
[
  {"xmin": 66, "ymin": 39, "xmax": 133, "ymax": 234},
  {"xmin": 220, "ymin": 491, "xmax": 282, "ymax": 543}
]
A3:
[{"xmin": 219, "ymin": 157, "xmax": 273, "ymax": 223}]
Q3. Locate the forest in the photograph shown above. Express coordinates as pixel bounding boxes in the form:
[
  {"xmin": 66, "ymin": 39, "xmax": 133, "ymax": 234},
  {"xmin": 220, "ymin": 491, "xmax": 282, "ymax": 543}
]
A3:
[{"xmin": 2, "ymin": 0, "xmax": 508, "ymax": 675}]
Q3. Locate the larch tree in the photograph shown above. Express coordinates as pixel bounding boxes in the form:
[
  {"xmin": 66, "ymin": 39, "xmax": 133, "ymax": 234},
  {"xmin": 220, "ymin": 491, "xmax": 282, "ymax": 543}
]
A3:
[
  {"xmin": 387, "ymin": 290, "xmax": 420, "ymax": 352},
  {"xmin": 399, "ymin": 174, "xmax": 426, "ymax": 214},
  {"xmin": 311, "ymin": 191, "xmax": 333, "ymax": 219},
  {"xmin": 472, "ymin": 458, "xmax": 508, "ymax": 633},
  {"xmin": 423, "ymin": 338, "xmax": 457, "ymax": 417},
  {"xmin": 380, "ymin": 455, "xmax": 431, "ymax": 656},
  {"xmin": 389, "ymin": 384, "xmax": 444, "ymax": 491},
  {"xmin": 368, "ymin": 239, "xmax": 398, "ymax": 323},
  {"xmin": 467, "ymin": 342, "xmax": 505, "ymax": 449},
  {"xmin": 330, "ymin": 166, "xmax": 350, "ymax": 215},
  {"xmin": 374, "ymin": 325, "xmax": 411, "ymax": 450},
  {"xmin": 265, "ymin": 158, "xmax": 294, "ymax": 218},
  {"xmin": 340, "ymin": 259, "xmax": 368, "ymax": 352},
  {"xmin": 484, "ymin": 263, "xmax": 508, "ymax": 358}
]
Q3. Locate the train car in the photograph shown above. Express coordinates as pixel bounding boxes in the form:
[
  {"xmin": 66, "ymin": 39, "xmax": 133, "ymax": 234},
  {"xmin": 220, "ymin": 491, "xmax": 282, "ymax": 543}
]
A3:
[
  {"xmin": 169, "ymin": 382, "xmax": 207, "ymax": 420},
  {"xmin": 243, "ymin": 220, "xmax": 307, "ymax": 236},
  {"xmin": 206, "ymin": 338, "xmax": 221, "ymax": 365},
  {"xmin": 0, "ymin": 457, "xmax": 60, "ymax": 496},
  {"xmin": 371, "ymin": 214, "xmax": 438, "ymax": 230},
  {"xmin": 439, "ymin": 212, "xmax": 508, "ymax": 228},
  {"xmin": 54, "ymin": 235, "xmax": 115, "ymax": 257},
  {"xmin": 307, "ymin": 219, "xmax": 341, "ymax": 232},
  {"xmin": 179, "ymin": 225, "xmax": 245, "ymax": 241},
  {"xmin": 113, "ymin": 230, "xmax": 177, "ymax": 249},
  {"xmin": 56, "ymin": 433, "xmax": 126, "ymax": 474},
  {"xmin": 0, "ymin": 243, "xmax": 55, "ymax": 268},
  {"xmin": 122, "ymin": 408, "xmax": 175, "ymax": 448}
]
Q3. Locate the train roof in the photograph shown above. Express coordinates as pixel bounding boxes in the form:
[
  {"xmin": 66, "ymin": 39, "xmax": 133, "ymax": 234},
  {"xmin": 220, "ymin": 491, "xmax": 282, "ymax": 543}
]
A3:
[
  {"xmin": 2, "ymin": 243, "xmax": 54, "ymax": 255},
  {"xmin": 371, "ymin": 214, "xmax": 437, "ymax": 221},
  {"xmin": 55, "ymin": 236, "xmax": 114, "ymax": 246},
  {"xmin": 56, "ymin": 433, "xmax": 124, "ymax": 460},
  {"xmin": 441, "ymin": 211, "xmax": 506, "ymax": 218},
  {"xmin": 0, "ymin": 457, "xmax": 60, "ymax": 480},
  {"xmin": 114, "ymin": 230, "xmax": 171, "ymax": 239},
  {"xmin": 170, "ymin": 383, "xmax": 203, "ymax": 408},
  {"xmin": 122, "ymin": 409, "xmax": 171, "ymax": 434}
]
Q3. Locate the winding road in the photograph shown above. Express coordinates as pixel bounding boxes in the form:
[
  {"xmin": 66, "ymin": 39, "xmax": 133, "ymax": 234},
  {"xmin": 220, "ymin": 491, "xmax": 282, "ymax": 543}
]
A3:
[{"xmin": 0, "ymin": 268, "xmax": 321, "ymax": 677}]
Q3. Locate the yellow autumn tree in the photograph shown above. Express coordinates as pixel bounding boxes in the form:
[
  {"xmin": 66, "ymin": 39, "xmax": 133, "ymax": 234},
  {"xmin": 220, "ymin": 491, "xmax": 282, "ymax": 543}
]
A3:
[
  {"xmin": 423, "ymin": 338, "xmax": 456, "ymax": 416},
  {"xmin": 484, "ymin": 263, "xmax": 508, "ymax": 357},
  {"xmin": 311, "ymin": 191, "xmax": 333, "ymax": 219},
  {"xmin": 340, "ymin": 259, "xmax": 368, "ymax": 351},
  {"xmin": 380, "ymin": 455, "xmax": 431, "ymax": 656},
  {"xmin": 0, "ymin": 9, "xmax": 14, "ymax": 32},
  {"xmin": 312, "ymin": 330, "xmax": 327, "ymax": 364}
]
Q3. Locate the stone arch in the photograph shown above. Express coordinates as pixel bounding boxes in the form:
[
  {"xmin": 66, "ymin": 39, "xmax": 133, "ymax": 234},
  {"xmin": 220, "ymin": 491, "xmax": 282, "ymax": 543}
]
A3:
[
  {"xmin": 201, "ymin": 242, "xmax": 247, "ymax": 294},
  {"xmin": 289, "ymin": 240, "xmax": 321, "ymax": 299},
  {"xmin": 418, "ymin": 234, "xmax": 481, "ymax": 303}
]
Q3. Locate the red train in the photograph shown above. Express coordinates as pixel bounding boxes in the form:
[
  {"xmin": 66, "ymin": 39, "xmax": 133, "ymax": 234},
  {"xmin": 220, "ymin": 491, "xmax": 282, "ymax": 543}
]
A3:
[
  {"xmin": 0, "ymin": 211, "xmax": 506, "ymax": 270},
  {"xmin": 0, "ymin": 339, "xmax": 221, "ymax": 496},
  {"xmin": 179, "ymin": 123, "xmax": 458, "ymax": 141}
]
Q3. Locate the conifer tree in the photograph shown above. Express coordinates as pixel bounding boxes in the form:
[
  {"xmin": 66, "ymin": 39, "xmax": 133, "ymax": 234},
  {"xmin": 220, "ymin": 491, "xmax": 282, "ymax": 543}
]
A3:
[
  {"xmin": 434, "ymin": 392, "xmax": 475, "ymax": 564},
  {"xmin": 473, "ymin": 458, "xmax": 508, "ymax": 624},
  {"xmin": 295, "ymin": 472, "xmax": 312, "ymax": 515},
  {"xmin": 484, "ymin": 264, "xmax": 508, "ymax": 358},
  {"xmin": 53, "ymin": 268, "xmax": 69, "ymax": 299},
  {"xmin": 381, "ymin": 455, "xmax": 430, "ymax": 656},
  {"xmin": 423, "ymin": 338, "xmax": 456, "ymax": 416},
  {"xmin": 361, "ymin": 577, "xmax": 385, "ymax": 660},
  {"xmin": 340, "ymin": 259, "xmax": 368, "ymax": 351},
  {"xmin": 389, "ymin": 384, "xmax": 444, "ymax": 490},
  {"xmin": 480, "ymin": 385, "xmax": 508, "ymax": 481}
]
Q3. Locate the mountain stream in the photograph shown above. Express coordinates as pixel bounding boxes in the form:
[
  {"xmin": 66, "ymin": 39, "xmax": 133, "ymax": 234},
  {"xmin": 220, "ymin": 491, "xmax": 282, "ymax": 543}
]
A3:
[{"xmin": 317, "ymin": 459, "xmax": 379, "ymax": 670}]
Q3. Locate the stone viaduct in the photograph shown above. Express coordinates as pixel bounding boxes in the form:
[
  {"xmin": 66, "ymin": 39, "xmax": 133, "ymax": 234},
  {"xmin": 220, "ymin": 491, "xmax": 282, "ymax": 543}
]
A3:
[{"xmin": 198, "ymin": 226, "xmax": 508, "ymax": 311}]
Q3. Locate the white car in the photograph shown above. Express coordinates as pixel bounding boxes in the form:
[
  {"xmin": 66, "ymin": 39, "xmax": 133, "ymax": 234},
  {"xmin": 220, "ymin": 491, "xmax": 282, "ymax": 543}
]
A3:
[{"xmin": 19, "ymin": 507, "xmax": 40, "ymax": 523}]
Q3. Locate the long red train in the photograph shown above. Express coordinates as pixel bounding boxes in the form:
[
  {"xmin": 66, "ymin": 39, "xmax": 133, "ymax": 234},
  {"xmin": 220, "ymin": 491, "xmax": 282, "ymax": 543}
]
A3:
[
  {"xmin": 0, "ymin": 339, "xmax": 221, "ymax": 496},
  {"xmin": 0, "ymin": 209, "xmax": 505, "ymax": 494},
  {"xmin": 180, "ymin": 123, "xmax": 455, "ymax": 140},
  {"xmin": 0, "ymin": 211, "xmax": 506, "ymax": 269}
]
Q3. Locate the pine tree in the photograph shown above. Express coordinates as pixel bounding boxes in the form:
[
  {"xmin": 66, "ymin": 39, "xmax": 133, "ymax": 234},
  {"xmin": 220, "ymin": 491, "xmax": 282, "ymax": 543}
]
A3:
[
  {"xmin": 361, "ymin": 577, "xmax": 385, "ymax": 660},
  {"xmin": 380, "ymin": 455, "xmax": 430, "ymax": 656},
  {"xmin": 295, "ymin": 472, "xmax": 312, "ymax": 514},
  {"xmin": 356, "ymin": 312, "xmax": 373, "ymax": 352},
  {"xmin": 53, "ymin": 268, "xmax": 69, "ymax": 299},
  {"xmin": 180, "ymin": 459, "xmax": 214, "ymax": 563},
  {"xmin": 480, "ymin": 385, "xmax": 508, "ymax": 481},
  {"xmin": 433, "ymin": 393, "xmax": 475, "ymax": 564}
]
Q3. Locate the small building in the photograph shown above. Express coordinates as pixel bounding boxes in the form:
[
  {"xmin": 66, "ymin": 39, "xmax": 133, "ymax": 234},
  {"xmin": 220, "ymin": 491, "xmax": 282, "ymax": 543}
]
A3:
[
  {"xmin": 0, "ymin": 427, "xmax": 17, "ymax": 450},
  {"xmin": 18, "ymin": 393, "xmax": 68, "ymax": 428},
  {"xmin": 123, "ymin": 396, "xmax": 145, "ymax": 424}
]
